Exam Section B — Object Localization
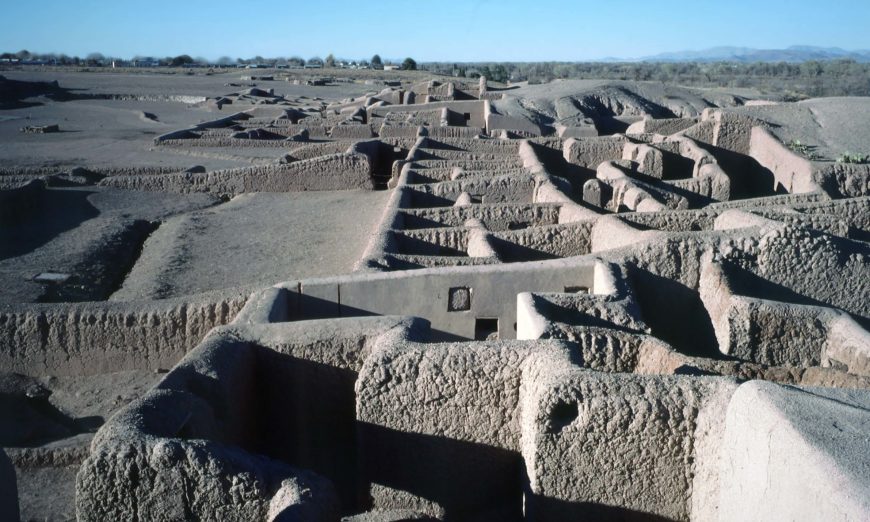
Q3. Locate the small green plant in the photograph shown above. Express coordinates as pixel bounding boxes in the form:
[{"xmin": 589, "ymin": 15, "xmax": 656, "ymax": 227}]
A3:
[
  {"xmin": 836, "ymin": 152, "xmax": 869, "ymax": 164},
  {"xmin": 787, "ymin": 139, "xmax": 821, "ymax": 160}
]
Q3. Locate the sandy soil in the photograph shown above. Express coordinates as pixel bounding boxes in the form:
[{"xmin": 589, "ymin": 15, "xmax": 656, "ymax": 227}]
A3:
[
  {"xmin": 1, "ymin": 69, "xmax": 380, "ymax": 102},
  {"xmin": 0, "ymin": 186, "xmax": 219, "ymax": 304},
  {"xmin": 491, "ymin": 79, "xmax": 764, "ymax": 131},
  {"xmin": 0, "ymin": 70, "xmax": 383, "ymax": 172},
  {"xmin": 0, "ymin": 97, "xmax": 249, "ymax": 171},
  {"xmin": 112, "ymin": 190, "xmax": 389, "ymax": 300},
  {"xmin": 728, "ymin": 96, "xmax": 870, "ymax": 160}
]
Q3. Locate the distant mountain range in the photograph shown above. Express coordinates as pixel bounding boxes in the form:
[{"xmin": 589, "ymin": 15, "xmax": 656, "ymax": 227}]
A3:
[{"xmin": 615, "ymin": 46, "xmax": 870, "ymax": 63}]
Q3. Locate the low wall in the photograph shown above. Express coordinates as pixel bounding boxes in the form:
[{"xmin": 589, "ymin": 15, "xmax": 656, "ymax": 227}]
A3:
[
  {"xmin": 700, "ymin": 257, "xmax": 870, "ymax": 371},
  {"xmin": 749, "ymin": 126, "xmax": 821, "ymax": 194},
  {"xmin": 398, "ymin": 202, "xmax": 561, "ymax": 231},
  {"xmin": 563, "ymin": 136, "xmax": 627, "ymax": 169},
  {"xmin": 0, "ymin": 287, "xmax": 250, "ymax": 375},
  {"xmin": 280, "ymin": 257, "xmax": 597, "ymax": 341},
  {"xmin": 490, "ymin": 221, "xmax": 594, "ymax": 261},
  {"xmin": 369, "ymin": 100, "xmax": 488, "ymax": 129},
  {"xmin": 627, "ymin": 117, "xmax": 697, "ymax": 136},
  {"xmin": 77, "ymin": 325, "xmax": 342, "ymax": 521},
  {"xmin": 422, "ymin": 173, "xmax": 537, "ymax": 204},
  {"xmin": 519, "ymin": 356, "xmax": 739, "ymax": 521},
  {"xmin": 816, "ymin": 161, "xmax": 870, "ymax": 198},
  {"xmin": 357, "ymin": 337, "xmax": 575, "ymax": 519},
  {"xmin": 101, "ymin": 152, "xmax": 374, "ymax": 194}
]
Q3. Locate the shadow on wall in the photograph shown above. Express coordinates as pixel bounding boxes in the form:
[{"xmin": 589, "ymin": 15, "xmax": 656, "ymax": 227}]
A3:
[
  {"xmin": 694, "ymin": 141, "xmax": 777, "ymax": 199},
  {"xmin": 0, "ymin": 187, "xmax": 100, "ymax": 260},
  {"xmin": 253, "ymin": 349, "xmax": 362, "ymax": 513},
  {"xmin": 594, "ymin": 116, "xmax": 631, "ymax": 136},
  {"xmin": 723, "ymin": 260, "xmax": 827, "ymax": 307},
  {"xmin": 357, "ymin": 422, "xmax": 525, "ymax": 521},
  {"xmin": 529, "ymin": 141, "xmax": 595, "ymax": 189},
  {"xmin": 628, "ymin": 266, "xmax": 720, "ymax": 358},
  {"xmin": 358, "ymin": 423, "xmax": 679, "ymax": 521},
  {"xmin": 526, "ymin": 494, "xmax": 677, "ymax": 522},
  {"xmin": 489, "ymin": 235, "xmax": 559, "ymax": 263},
  {"xmin": 293, "ymin": 292, "xmax": 468, "ymax": 342}
]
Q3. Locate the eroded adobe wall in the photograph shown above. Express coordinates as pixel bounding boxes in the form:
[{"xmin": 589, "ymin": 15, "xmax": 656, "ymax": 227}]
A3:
[
  {"xmin": 749, "ymin": 127, "xmax": 821, "ymax": 194},
  {"xmin": 519, "ymin": 355, "xmax": 739, "ymax": 521},
  {"xmin": 0, "ymin": 287, "xmax": 249, "ymax": 375},
  {"xmin": 101, "ymin": 152, "xmax": 374, "ymax": 194}
]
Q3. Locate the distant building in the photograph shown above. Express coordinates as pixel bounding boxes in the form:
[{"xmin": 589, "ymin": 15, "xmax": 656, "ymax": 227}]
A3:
[{"xmin": 132, "ymin": 59, "xmax": 160, "ymax": 67}]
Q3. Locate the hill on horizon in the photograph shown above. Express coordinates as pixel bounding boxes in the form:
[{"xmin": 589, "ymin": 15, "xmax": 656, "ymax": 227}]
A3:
[{"xmin": 630, "ymin": 45, "xmax": 870, "ymax": 63}]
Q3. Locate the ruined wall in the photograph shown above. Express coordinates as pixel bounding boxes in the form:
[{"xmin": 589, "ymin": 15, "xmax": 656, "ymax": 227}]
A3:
[
  {"xmin": 370, "ymin": 100, "xmax": 488, "ymax": 129},
  {"xmin": 0, "ymin": 287, "xmax": 249, "ymax": 375},
  {"xmin": 101, "ymin": 152, "xmax": 374, "ymax": 195},
  {"xmin": 286, "ymin": 259, "xmax": 597, "ymax": 340},
  {"xmin": 357, "ymin": 339, "xmax": 573, "ymax": 520},
  {"xmin": 749, "ymin": 126, "xmax": 821, "ymax": 194},
  {"xmin": 490, "ymin": 221, "xmax": 594, "ymax": 261},
  {"xmin": 563, "ymin": 136, "xmax": 628, "ymax": 170},
  {"xmin": 520, "ymin": 357, "xmax": 739, "ymax": 521}
]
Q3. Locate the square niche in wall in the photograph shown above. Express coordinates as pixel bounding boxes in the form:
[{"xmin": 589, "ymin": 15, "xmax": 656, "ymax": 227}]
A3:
[
  {"xmin": 474, "ymin": 318, "xmax": 499, "ymax": 340},
  {"xmin": 448, "ymin": 286, "xmax": 471, "ymax": 312}
]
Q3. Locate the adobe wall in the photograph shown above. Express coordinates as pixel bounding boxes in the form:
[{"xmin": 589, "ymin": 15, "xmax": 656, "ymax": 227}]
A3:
[
  {"xmin": 717, "ymin": 382, "xmax": 870, "ymax": 521},
  {"xmin": 76, "ymin": 327, "xmax": 341, "ymax": 521},
  {"xmin": 749, "ymin": 126, "xmax": 821, "ymax": 194},
  {"xmin": 422, "ymin": 173, "xmax": 537, "ymax": 204},
  {"xmin": 490, "ymin": 221, "xmax": 594, "ymax": 261},
  {"xmin": 562, "ymin": 136, "xmax": 628, "ymax": 169},
  {"xmin": 816, "ymin": 161, "xmax": 870, "ymax": 198},
  {"xmin": 0, "ymin": 287, "xmax": 249, "ymax": 375},
  {"xmin": 369, "ymin": 100, "xmax": 488, "ymax": 129},
  {"xmin": 699, "ymin": 256, "xmax": 870, "ymax": 371},
  {"xmin": 626, "ymin": 117, "xmax": 697, "ymax": 136},
  {"xmin": 398, "ymin": 203, "xmax": 561, "ymax": 230},
  {"xmin": 282, "ymin": 258, "xmax": 598, "ymax": 340},
  {"xmin": 426, "ymin": 126, "xmax": 486, "ymax": 138},
  {"xmin": 101, "ymin": 152, "xmax": 374, "ymax": 194},
  {"xmin": 519, "ymin": 355, "xmax": 739, "ymax": 521},
  {"xmin": 356, "ymin": 338, "xmax": 575, "ymax": 520}
]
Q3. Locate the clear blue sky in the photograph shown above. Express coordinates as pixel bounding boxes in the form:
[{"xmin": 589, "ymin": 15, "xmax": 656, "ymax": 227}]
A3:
[{"xmin": 2, "ymin": 0, "xmax": 868, "ymax": 61}]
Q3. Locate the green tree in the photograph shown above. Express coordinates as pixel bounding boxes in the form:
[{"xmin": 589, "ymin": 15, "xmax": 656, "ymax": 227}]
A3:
[
  {"xmin": 170, "ymin": 54, "xmax": 194, "ymax": 66},
  {"xmin": 325, "ymin": 53, "xmax": 335, "ymax": 67},
  {"xmin": 490, "ymin": 64, "xmax": 508, "ymax": 83},
  {"xmin": 371, "ymin": 54, "xmax": 383, "ymax": 69},
  {"xmin": 401, "ymin": 57, "xmax": 417, "ymax": 70}
]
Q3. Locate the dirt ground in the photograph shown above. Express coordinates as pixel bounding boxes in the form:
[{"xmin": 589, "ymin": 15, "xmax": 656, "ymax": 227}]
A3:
[
  {"xmin": 0, "ymin": 69, "xmax": 385, "ymax": 171},
  {"xmin": 111, "ymin": 190, "xmax": 389, "ymax": 300}
]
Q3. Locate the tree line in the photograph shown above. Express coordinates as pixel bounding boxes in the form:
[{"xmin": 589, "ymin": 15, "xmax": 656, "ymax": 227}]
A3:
[
  {"xmin": 421, "ymin": 59, "xmax": 870, "ymax": 97},
  {"xmin": 1, "ymin": 50, "xmax": 417, "ymax": 70}
]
